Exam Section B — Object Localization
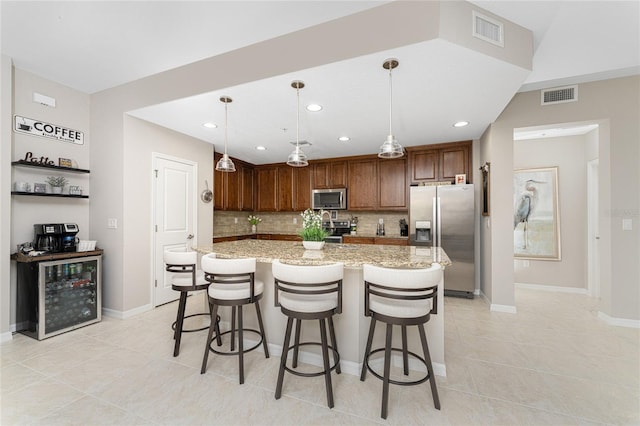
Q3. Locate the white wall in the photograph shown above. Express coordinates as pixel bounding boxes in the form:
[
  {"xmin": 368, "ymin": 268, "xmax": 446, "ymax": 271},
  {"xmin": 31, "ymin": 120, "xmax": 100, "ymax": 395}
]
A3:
[
  {"xmin": 8, "ymin": 69, "xmax": 91, "ymax": 328},
  {"xmin": 513, "ymin": 134, "xmax": 588, "ymax": 289},
  {"xmin": 1, "ymin": 55, "xmax": 13, "ymax": 341},
  {"xmin": 485, "ymin": 75, "xmax": 640, "ymax": 321}
]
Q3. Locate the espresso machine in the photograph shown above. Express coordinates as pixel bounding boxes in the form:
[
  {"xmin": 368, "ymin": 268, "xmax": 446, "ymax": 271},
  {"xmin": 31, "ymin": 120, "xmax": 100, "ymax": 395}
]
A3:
[{"xmin": 33, "ymin": 223, "xmax": 79, "ymax": 253}]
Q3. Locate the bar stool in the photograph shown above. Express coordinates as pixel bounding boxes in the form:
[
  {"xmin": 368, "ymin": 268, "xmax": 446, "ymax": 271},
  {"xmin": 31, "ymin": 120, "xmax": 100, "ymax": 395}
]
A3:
[
  {"xmin": 200, "ymin": 253, "xmax": 270, "ymax": 384},
  {"xmin": 360, "ymin": 263, "xmax": 442, "ymax": 419},
  {"xmin": 272, "ymin": 260, "xmax": 344, "ymax": 408},
  {"xmin": 163, "ymin": 247, "xmax": 220, "ymax": 357}
]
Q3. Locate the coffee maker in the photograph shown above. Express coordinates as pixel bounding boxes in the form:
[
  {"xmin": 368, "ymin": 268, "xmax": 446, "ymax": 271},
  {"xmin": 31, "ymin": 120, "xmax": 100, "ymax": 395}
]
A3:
[{"xmin": 33, "ymin": 223, "xmax": 79, "ymax": 253}]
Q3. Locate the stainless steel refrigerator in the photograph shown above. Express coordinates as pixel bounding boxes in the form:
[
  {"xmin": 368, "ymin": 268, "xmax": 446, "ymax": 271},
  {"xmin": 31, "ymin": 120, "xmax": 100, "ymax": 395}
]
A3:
[{"xmin": 409, "ymin": 184, "xmax": 475, "ymax": 298}]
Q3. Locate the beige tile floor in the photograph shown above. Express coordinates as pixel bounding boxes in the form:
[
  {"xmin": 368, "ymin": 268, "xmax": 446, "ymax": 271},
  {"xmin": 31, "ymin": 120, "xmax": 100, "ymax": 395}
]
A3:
[{"xmin": 1, "ymin": 288, "xmax": 639, "ymax": 425}]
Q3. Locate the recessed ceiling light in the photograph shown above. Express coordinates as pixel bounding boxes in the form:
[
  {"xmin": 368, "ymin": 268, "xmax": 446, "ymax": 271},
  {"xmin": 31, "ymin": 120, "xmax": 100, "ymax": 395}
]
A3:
[
  {"xmin": 306, "ymin": 104, "xmax": 322, "ymax": 112},
  {"xmin": 453, "ymin": 121, "xmax": 469, "ymax": 128},
  {"xmin": 338, "ymin": 136, "xmax": 350, "ymax": 142},
  {"xmin": 256, "ymin": 146, "xmax": 266, "ymax": 151},
  {"xmin": 203, "ymin": 122, "xmax": 217, "ymax": 128}
]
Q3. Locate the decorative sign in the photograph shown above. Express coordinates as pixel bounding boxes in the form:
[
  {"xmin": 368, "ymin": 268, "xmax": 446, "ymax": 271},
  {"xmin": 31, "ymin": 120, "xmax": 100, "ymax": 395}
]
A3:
[
  {"xmin": 14, "ymin": 115, "xmax": 84, "ymax": 145},
  {"xmin": 58, "ymin": 157, "xmax": 73, "ymax": 167}
]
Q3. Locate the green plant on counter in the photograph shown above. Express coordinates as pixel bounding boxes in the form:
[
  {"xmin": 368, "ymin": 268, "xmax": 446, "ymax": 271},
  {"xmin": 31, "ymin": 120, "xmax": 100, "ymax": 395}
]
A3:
[
  {"xmin": 46, "ymin": 176, "xmax": 68, "ymax": 187},
  {"xmin": 299, "ymin": 209, "xmax": 328, "ymax": 242}
]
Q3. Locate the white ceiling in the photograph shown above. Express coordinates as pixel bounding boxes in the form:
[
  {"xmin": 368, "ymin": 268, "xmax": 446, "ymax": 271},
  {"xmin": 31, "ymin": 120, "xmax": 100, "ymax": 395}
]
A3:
[{"xmin": 2, "ymin": 1, "xmax": 638, "ymax": 164}]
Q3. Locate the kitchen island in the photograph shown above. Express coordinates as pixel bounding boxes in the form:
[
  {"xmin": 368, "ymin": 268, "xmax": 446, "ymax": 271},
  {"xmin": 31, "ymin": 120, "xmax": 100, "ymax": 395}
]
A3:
[{"xmin": 194, "ymin": 240, "xmax": 450, "ymax": 377}]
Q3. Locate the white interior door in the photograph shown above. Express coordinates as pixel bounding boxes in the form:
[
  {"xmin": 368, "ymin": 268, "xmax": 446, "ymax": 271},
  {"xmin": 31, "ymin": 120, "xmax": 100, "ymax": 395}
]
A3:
[
  {"xmin": 153, "ymin": 153, "xmax": 198, "ymax": 306},
  {"xmin": 587, "ymin": 159, "xmax": 600, "ymax": 297}
]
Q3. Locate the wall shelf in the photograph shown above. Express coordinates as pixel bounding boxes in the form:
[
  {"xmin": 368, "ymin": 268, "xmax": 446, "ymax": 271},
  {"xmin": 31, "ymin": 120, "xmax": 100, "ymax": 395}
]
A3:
[
  {"xmin": 12, "ymin": 160, "xmax": 90, "ymax": 174},
  {"xmin": 11, "ymin": 191, "xmax": 89, "ymax": 199}
]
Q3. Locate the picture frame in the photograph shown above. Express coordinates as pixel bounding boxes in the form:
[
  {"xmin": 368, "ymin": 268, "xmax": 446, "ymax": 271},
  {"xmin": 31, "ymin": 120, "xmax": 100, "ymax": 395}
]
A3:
[
  {"xmin": 513, "ymin": 166, "xmax": 561, "ymax": 260},
  {"xmin": 455, "ymin": 174, "xmax": 466, "ymax": 185},
  {"xmin": 480, "ymin": 163, "xmax": 490, "ymax": 216},
  {"xmin": 33, "ymin": 183, "xmax": 47, "ymax": 193},
  {"xmin": 58, "ymin": 157, "xmax": 73, "ymax": 168}
]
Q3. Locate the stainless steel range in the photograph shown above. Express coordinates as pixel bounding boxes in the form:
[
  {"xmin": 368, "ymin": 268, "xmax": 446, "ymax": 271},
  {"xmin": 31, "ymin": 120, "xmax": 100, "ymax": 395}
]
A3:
[{"xmin": 322, "ymin": 220, "xmax": 350, "ymax": 243}]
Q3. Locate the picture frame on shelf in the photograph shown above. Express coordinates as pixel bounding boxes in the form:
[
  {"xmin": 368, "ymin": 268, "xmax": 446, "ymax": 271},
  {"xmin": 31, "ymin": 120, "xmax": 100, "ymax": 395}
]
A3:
[
  {"xmin": 33, "ymin": 183, "xmax": 47, "ymax": 193},
  {"xmin": 58, "ymin": 157, "xmax": 73, "ymax": 168},
  {"xmin": 513, "ymin": 166, "xmax": 561, "ymax": 260},
  {"xmin": 455, "ymin": 174, "xmax": 466, "ymax": 185}
]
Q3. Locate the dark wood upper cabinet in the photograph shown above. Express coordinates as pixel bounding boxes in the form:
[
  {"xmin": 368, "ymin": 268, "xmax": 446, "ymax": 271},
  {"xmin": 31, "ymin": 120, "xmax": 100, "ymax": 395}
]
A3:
[
  {"xmin": 240, "ymin": 165, "xmax": 254, "ymax": 211},
  {"xmin": 277, "ymin": 166, "xmax": 294, "ymax": 211},
  {"xmin": 408, "ymin": 141, "xmax": 472, "ymax": 185},
  {"xmin": 348, "ymin": 159, "xmax": 378, "ymax": 210},
  {"xmin": 293, "ymin": 166, "xmax": 312, "ymax": 211},
  {"xmin": 214, "ymin": 152, "xmax": 255, "ymax": 211},
  {"xmin": 312, "ymin": 160, "xmax": 347, "ymax": 189},
  {"xmin": 255, "ymin": 166, "xmax": 278, "ymax": 211},
  {"xmin": 378, "ymin": 158, "xmax": 407, "ymax": 210}
]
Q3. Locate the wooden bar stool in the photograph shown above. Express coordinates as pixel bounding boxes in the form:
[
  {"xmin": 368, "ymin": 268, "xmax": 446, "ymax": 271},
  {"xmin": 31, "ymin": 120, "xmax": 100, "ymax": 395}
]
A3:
[
  {"xmin": 272, "ymin": 260, "xmax": 343, "ymax": 408},
  {"xmin": 200, "ymin": 253, "xmax": 269, "ymax": 384},
  {"xmin": 163, "ymin": 247, "xmax": 220, "ymax": 357},
  {"xmin": 360, "ymin": 263, "xmax": 442, "ymax": 419}
]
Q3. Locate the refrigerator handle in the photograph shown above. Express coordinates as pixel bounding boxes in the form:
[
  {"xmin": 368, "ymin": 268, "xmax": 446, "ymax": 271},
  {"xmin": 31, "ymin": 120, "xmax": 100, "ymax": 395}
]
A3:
[
  {"xmin": 436, "ymin": 197, "xmax": 442, "ymax": 248},
  {"xmin": 433, "ymin": 197, "xmax": 438, "ymax": 248}
]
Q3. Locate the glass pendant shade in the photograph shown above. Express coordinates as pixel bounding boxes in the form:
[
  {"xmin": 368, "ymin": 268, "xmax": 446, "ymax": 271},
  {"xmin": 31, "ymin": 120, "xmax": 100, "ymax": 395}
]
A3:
[
  {"xmin": 215, "ymin": 153, "xmax": 236, "ymax": 172},
  {"xmin": 215, "ymin": 96, "xmax": 236, "ymax": 172},
  {"xmin": 287, "ymin": 145, "xmax": 308, "ymax": 167},
  {"xmin": 286, "ymin": 80, "xmax": 309, "ymax": 167},
  {"xmin": 378, "ymin": 58, "xmax": 404, "ymax": 159},
  {"xmin": 378, "ymin": 135, "xmax": 404, "ymax": 158}
]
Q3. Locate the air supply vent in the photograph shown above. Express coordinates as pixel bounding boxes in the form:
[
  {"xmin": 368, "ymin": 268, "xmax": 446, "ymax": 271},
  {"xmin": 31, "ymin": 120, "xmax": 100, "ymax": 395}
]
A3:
[
  {"xmin": 472, "ymin": 11, "xmax": 504, "ymax": 47},
  {"xmin": 289, "ymin": 140, "xmax": 312, "ymax": 146},
  {"xmin": 541, "ymin": 85, "xmax": 578, "ymax": 105}
]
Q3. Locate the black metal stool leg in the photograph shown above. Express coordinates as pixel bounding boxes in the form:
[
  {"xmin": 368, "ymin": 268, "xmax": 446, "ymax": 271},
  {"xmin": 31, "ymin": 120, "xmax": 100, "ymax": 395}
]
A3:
[
  {"xmin": 328, "ymin": 316, "xmax": 341, "ymax": 374},
  {"xmin": 275, "ymin": 317, "xmax": 294, "ymax": 400},
  {"xmin": 292, "ymin": 319, "xmax": 301, "ymax": 368},
  {"xmin": 201, "ymin": 303, "xmax": 219, "ymax": 374},
  {"xmin": 381, "ymin": 323, "xmax": 393, "ymax": 419},
  {"xmin": 401, "ymin": 325, "xmax": 409, "ymax": 375},
  {"xmin": 360, "ymin": 317, "xmax": 376, "ymax": 381},
  {"xmin": 173, "ymin": 292, "xmax": 188, "ymax": 357},
  {"xmin": 238, "ymin": 306, "xmax": 244, "ymax": 384},
  {"xmin": 418, "ymin": 323, "xmax": 440, "ymax": 410},
  {"xmin": 319, "ymin": 318, "xmax": 334, "ymax": 408},
  {"xmin": 211, "ymin": 301, "xmax": 222, "ymax": 347},
  {"xmin": 254, "ymin": 301, "xmax": 270, "ymax": 358},
  {"xmin": 231, "ymin": 306, "xmax": 236, "ymax": 352}
]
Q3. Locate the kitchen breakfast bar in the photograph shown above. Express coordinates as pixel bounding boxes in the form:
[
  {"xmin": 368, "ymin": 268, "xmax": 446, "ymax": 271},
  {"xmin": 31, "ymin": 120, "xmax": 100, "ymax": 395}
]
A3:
[{"xmin": 195, "ymin": 240, "xmax": 451, "ymax": 377}]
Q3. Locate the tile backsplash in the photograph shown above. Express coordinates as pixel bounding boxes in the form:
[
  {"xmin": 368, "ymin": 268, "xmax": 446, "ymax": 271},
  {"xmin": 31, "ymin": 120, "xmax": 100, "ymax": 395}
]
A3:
[{"xmin": 214, "ymin": 210, "xmax": 409, "ymax": 237}]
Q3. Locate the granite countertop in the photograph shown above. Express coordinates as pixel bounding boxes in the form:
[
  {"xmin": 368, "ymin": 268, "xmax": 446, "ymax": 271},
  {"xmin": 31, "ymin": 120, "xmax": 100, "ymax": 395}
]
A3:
[{"xmin": 195, "ymin": 240, "xmax": 450, "ymax": 268}]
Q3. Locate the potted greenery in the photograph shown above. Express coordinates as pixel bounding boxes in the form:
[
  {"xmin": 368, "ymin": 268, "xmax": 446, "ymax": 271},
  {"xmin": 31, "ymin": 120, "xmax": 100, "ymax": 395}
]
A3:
[
  {"xmin": 46, "ymin": 176, "xmax": 68, "ymax": 194},
  {"xmin": 299, "ymin": 209, "xmax": 328, "ymax": 250}
]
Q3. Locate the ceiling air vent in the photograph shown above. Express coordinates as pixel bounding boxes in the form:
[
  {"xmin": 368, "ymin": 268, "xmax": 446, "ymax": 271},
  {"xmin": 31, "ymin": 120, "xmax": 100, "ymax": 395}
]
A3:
[
  {"xmin": 541, "ymin": 85, "xmax": 578, "ymax": 105},
  {"xmin": 289, "ymin": 140, "xmax": 312, "ymax": 146},
  {"xmin": 472, "ymin": 11, "xmax": 504, "ymax": 47}
]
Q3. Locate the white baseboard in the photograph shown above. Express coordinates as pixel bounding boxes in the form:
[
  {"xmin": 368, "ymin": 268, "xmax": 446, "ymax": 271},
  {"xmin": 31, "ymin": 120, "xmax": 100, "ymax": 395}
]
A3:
[
  {"xmin": 490, "ymin": 304, "xmax": 517, "ymax": 314},
  {"xmin": 102, "ymin": 303, "xmax": 153, "ymax": 320},
  {"xmin": 473, "ymin": 288, "xmax": 480, "ymax": 296},
  {"xmin": 247, "ymin": 338, "xmax": 446, "ymax": 378},
  {"xmin": 0, "ymin": 331, "xmax": 13, "ymax": 343},
  {"xmin": 515, "ymin": 282, "xmax": 587, "ymax": 294},
  {"xmin": 598, "ymin": 311, "xmax": 640, "ymax": 329}
]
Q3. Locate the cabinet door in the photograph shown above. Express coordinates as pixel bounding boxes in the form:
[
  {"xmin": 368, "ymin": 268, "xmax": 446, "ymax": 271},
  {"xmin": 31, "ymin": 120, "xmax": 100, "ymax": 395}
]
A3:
[
  {"xmin": 240, "ymin": 165, "xmax": 254, "ymax": 211},
  {"xmin": 440, "ymin": 146, "xmax": 469, "ymax": 183},
  {"xmin": 277, "ymin": 165, "xmax": 294, "ymax": 211},
  {"xmin": 409, "ymin": 149, "xmax": 438, "ymax": 183},
  {"xmin": 293, "ymin": 166, "xmax": 312, "ymax": 211},
  {"xmin": 213, "ymin": 153, "xmax": 226, "ymax": 210},
  {"xmin": 342, "ymin": 236, "xmax": 375, "ymax": 244},
  {"xmin": 328, "ymin": 161, "xmax": 347, "ymax": 188},
  {"xmin": 378, "ymin": 158, "xmax": 407, "ymax": 210},
  {"xmin": 348, "ymin": 159, "xmax": 378, "ymax": 210},
  {"xmin": 225, "ymin": 165, "xmax": 241, "ymax": 210},
  {"xmin": 312, "ymin": 162, "xmax": 329, "ymax": 189},
  {"xmin": 255, "ymin": 166, "xmax": 278, "ymax": 211}
]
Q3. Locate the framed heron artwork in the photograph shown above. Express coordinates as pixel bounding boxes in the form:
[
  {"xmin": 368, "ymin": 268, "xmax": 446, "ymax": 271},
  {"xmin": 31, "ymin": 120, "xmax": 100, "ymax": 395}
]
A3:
[{"xmin": 513, "ymin": 167, "xmax": 561, "ymax": 260}]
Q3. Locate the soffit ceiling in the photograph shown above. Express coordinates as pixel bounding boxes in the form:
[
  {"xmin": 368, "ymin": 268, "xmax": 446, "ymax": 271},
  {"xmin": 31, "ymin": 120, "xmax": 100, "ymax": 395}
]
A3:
[{"xmin": 2, "ymin": 1, "xmax": 638, "ymax": 164}]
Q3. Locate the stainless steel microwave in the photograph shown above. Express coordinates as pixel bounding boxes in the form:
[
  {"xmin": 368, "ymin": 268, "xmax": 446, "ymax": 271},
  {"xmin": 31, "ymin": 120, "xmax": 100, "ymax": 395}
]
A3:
[{"xmin": 312, "ymin": 188, "xmax": 347, "ymax": 210}]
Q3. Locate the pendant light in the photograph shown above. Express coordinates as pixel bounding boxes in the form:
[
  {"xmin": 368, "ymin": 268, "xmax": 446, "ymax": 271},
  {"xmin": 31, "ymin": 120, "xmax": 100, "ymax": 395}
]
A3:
[
  {"xmin": 215, "ymin": 96, "xmax": 236, "ymax": 172},
  {"xmin": 286, "ymin": 80, "xmax": 309, "ymax": 167},
  {"xmin": 378, "ymin": 58, "xmax": 404, "ymax": 159}
]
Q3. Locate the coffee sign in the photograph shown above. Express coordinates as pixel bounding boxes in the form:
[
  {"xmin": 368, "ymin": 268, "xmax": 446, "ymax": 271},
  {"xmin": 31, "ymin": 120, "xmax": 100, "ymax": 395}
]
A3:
[{"xmin": 14, "ymin": 115, "xmax": 84, "ymax": 145}]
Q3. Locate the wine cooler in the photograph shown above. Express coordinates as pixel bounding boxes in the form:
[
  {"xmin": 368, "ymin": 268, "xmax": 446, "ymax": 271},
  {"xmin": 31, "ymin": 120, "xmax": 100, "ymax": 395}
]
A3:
[{"xmin": 16, "ymin": 255, "xmax": 102, "ymax": 340}]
